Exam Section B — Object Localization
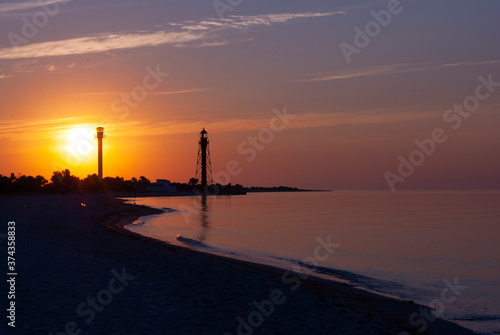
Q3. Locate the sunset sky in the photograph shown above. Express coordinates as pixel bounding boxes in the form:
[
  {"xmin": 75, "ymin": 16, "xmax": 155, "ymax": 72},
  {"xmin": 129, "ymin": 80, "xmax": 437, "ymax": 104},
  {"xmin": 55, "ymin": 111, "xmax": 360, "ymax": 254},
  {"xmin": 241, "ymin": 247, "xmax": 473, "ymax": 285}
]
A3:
[{"xmin": 0, "ymin": 0, "xmax": 499, "ymax": 190}]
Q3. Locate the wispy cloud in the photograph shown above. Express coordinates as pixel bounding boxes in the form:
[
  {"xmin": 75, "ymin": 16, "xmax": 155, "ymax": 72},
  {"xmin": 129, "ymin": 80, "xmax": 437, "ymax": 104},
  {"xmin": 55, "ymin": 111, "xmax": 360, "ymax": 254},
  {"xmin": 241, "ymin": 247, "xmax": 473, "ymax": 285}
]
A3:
[
  {"xmin": 148, "ymin": 88, "xmax": 208, "ymax": 96},
  {"xmin": 0, "ymin": 107, "xmax": 439, "ymax": 144},
  {"xmin": 194, "ymin": 37, "xmax": 255, "ymax": 48},
  {"xmin": 109, "ymin": 109, "xmax": 437, "ymax": 138},
  {"xmin": 0, "ymin": 11, "xmax": 343, "ymax": 60},
  {"xmin": 0, "ymin": 60, "xmax": 82, "ymax": 78},
  {"xmin": 172, "ymin": 11, "xmax": 344, "ymax": 31},
  {"xmin": 0, "ymin": 117, "xmax": 85, "ymax": 141},
  {"xmin": 303, "ymin": 60, "xmax": 500, "ymax": 82},
  {"xmin": 303, "ymin": 63, "xmax": 430, "ymax": 82},
  {"xmin": 441, "ymin": 59, "xmax": 500, "ymax": 68},
  {"xmin": 0, "ymin": 31, "xmax": 205, "ymax": 60},
  {"xmin": 73, "ymin": 88, "xmax": 208, "ymax": 98},
  {"xmin": 0, "ymin": 0, "xmax": 75, "ymax": 14}
]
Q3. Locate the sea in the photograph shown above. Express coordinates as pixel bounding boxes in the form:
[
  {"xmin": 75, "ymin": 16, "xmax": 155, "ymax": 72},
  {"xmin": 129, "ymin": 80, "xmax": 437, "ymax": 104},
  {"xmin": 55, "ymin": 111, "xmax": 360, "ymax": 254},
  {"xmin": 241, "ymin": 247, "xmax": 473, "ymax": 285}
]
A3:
[{"xmin": 124, "ymin": 191, "xmax": 500, "ymax": 334}]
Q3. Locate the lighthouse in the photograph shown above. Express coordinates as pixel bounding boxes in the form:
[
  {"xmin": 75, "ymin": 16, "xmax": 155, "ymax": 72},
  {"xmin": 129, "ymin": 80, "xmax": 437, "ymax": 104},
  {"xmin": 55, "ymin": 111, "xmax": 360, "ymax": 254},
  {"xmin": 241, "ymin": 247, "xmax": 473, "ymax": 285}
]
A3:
[
  {"xmin": 195, "ymin": 128, "xmax": 213, "ymax": 189},
  {"xmin": 96, "ymin": 127, "xmax": 105, "ymax": 179}
]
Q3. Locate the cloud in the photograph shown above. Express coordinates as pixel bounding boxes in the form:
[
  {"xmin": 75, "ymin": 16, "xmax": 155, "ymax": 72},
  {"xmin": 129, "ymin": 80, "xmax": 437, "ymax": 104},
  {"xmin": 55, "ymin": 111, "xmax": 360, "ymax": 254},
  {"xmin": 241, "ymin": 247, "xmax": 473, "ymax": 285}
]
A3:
[
  {"xmin": 441, "ymin": 59, "xmax": 500, "ymax": 68},
  {"xmin": 0, "ymin": 60, "xmax": 79, "ymax": 78},
  {"xmin": 73, "ymin": 88, "xmax": 208, "ymax": 98},
  {"xmin": 3, "ymin": 59, "xmax": 39, "ymax": 74},
  {"xmin": 0, "ymin": 117, "xmax": 85, "ymax": 141},
  {"xmin": 147, "ymin": 88, "xmax": 208, "ymax": 96},
  {"xmin": 0, "ymin": 107, "xmax": 439, "ymax": 144},
  {"xmin": 303, "ymin": 60, "xmax": 500, "ymax": 82},
  {"xmin": 0, "ymin": 31, "xmax": 205, "ymax": 60},
  {"xmin": 303, "ymin": 63, "xmax": 432, "ymax": 82},
  {"xmin": 173, "ymin": 11, "xmax": 344, "ymax": 31},
  {"xmin": 0, "ymin": 11, "xmax": 343, "ymax": 60},
  {"xmin": 0, "ymin": 0, "xmax": 74, "ymax": 14},
  {"xmin": 109, "ymin": 108, "xmax": 438, "ymax": 138},
  {"xmin": 192, "ymin": 37, "xmax": 255, "ymax": 48}
]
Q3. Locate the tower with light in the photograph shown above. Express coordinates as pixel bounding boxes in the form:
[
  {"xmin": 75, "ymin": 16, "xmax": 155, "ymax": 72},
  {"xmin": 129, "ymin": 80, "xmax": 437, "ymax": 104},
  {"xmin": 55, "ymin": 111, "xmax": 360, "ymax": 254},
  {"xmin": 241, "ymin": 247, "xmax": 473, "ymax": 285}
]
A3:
[
  {"xmin": 96, "ymin": 127, "xmax": 105, "ymax": 179},
  {"xmin": 195, "ymin": 128, "xmax": 213, "ymax": 189}
]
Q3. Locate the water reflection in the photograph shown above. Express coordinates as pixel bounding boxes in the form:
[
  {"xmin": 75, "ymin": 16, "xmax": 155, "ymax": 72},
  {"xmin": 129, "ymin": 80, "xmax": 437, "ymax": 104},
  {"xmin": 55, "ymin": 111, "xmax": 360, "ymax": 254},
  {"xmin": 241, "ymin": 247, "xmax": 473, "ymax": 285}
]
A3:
[{"xmin": 198, "ymin": 196, "xmax": 209, "ymax": 242}]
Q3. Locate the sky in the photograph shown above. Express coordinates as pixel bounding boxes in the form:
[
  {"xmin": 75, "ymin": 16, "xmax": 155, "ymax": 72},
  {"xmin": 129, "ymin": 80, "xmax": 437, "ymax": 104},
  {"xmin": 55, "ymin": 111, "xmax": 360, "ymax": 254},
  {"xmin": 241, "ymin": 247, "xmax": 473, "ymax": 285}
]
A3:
[{"xmin": 0, "ymin": 0, "xmax": 499, "ymax": 190}]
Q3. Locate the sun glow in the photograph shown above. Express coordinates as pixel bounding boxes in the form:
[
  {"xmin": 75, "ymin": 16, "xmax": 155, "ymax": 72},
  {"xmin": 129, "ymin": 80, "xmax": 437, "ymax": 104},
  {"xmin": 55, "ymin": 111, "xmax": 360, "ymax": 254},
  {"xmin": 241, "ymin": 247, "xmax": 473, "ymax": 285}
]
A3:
[
  {"xmin": 63, "ymin": 126, "xmax": 96, "ymax": 157},
  {"xmin": 38, "ymin": 124, "xmax": 102, "ymax": 179}
]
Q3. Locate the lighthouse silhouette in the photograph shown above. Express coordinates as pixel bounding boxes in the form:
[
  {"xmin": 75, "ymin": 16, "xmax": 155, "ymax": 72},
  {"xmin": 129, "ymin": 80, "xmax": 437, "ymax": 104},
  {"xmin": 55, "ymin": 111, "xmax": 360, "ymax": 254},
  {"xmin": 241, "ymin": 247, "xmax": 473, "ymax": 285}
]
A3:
[
  {"xmin": 96, "ymin": 127, "xmax": 105, "ymax": 179},
  {"xmin": 195, "ymin": 128, "xmax": 213, "ymax": 189}
]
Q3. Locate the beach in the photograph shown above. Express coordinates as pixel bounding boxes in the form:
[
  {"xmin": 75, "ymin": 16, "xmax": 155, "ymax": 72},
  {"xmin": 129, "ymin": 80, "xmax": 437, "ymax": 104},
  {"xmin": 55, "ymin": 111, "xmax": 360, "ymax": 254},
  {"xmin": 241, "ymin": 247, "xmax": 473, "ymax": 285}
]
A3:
[{"xmin": 0, "ymin": 194, "xmax": 476, "ymax": 334}]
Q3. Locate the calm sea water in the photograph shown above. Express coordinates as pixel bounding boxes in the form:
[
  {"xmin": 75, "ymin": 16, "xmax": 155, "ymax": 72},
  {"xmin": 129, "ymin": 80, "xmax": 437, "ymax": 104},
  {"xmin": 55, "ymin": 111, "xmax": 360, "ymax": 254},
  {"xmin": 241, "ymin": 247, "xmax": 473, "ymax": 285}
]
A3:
[{"xmin": 124, "ymin": 191, "xmax": 500, "ymax": 334}]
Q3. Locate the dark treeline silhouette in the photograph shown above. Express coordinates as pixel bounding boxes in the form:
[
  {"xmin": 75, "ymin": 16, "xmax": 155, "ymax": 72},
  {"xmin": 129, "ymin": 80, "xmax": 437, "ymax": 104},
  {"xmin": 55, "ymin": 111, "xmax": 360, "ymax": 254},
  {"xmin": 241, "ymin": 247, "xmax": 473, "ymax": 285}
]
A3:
[
  {"xmin": 1, "ymin": 170, "xmax": 309, "ymax": 195},
  {"xmin": 0, "ymin": 173, "xmax": 48, "ymax": 193},
  {"xmin": 244, "ymin": 186, "xmax": 305, "ymax": 192},
  {"xmin": 170, "ymin": 181, "xmax": 246, "ymax": 195},
  {"xmin": 0, "ymin": 170, "xmax": 152, "ymax": 194},
  {"xmin": 0, "ymin": 170, "xmax": 243, "ymax": 195}
]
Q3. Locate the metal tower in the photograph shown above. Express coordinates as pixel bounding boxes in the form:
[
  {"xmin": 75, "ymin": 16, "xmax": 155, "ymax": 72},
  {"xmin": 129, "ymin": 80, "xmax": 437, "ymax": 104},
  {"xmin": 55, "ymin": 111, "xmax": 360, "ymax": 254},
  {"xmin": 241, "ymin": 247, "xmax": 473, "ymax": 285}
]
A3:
[
  {"xmin": 96, "ymin": 127, "xmax": 105, "ymax": 179},
  {"xmin": 195, "ymin": 128, "xmax": 213, "ymax": 188}
]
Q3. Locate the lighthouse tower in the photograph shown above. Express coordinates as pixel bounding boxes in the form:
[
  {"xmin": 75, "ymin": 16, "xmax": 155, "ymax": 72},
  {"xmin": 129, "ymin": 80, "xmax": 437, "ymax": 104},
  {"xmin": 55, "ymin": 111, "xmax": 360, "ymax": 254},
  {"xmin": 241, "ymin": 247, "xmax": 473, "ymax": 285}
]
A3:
[
  {"xmin": 195, "ymin": 128, "xmax": 213, "ymax": 188},
  {"xmin": 96, "ymin": 127, "xmax": 105, "ymax": 179}
]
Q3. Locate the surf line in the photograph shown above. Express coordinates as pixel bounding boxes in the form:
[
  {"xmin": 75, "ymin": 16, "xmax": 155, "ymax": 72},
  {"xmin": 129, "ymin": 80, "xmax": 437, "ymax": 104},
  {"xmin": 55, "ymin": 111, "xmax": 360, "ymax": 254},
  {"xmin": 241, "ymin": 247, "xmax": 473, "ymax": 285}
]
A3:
[{"xmin": 224, "ymin": 235, "xmax": 339, "ymax": 335}]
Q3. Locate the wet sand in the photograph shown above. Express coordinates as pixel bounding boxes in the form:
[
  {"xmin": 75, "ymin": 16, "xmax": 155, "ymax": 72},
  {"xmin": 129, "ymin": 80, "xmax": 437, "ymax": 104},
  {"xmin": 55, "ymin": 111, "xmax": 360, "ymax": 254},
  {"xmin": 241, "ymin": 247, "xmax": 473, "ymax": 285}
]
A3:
[{"xmin": 0, "ymin": 194, "xmax": 476, "ymax": 334}]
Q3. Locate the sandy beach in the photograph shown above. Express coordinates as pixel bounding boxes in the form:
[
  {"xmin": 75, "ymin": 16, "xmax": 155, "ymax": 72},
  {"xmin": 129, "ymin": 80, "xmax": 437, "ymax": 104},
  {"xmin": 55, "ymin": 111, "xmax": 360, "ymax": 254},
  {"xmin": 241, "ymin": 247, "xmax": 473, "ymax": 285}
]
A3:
[{"xmin": 0, "ymin": 194, "xmax": 477, "ymax": 334}]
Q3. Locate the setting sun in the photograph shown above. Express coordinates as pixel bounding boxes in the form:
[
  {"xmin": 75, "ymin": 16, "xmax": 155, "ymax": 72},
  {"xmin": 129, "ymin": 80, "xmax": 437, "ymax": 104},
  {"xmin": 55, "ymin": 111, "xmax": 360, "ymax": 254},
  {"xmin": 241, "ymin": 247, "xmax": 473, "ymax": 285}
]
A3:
[
  {"xmin": 46, "ymin": 124, "xmax": 102, "ymax": 177},
  {"xmin": 1, "ymin": 1, "xmax": 499, "ymax": 334},
  {"xmin": 63, "ymin": 126, "xmax": 95, "ymax": 157}
]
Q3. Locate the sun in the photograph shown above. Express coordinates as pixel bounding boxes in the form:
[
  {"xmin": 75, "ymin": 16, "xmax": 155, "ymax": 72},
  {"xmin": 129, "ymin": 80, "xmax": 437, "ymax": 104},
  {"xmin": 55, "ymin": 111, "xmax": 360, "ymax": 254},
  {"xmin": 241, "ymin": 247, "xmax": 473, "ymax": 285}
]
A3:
[
  {"xmin": 63, "ymin": 126, "xmax": 96, "ymax": 158},
  {"xmin": 49, "ymin": 125, "xmax": 102, "ymax": 175}
]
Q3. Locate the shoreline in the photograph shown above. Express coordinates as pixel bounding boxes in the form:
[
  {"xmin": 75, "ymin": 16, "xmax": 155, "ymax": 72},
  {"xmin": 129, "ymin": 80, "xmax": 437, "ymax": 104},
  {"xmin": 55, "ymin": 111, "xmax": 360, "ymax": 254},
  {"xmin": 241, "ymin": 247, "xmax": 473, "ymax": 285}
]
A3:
[
  {"xmin": 100, "ymin": 199, "xmax": 335, "ymax": 284},
  {"xmin": 109, "ymin": 188, "xmax": 329, "ymax": 198},
  {"xmin": 0, "ymin": 194, "xmax": 478, "ymax": 334},
  {"xmin": 103, "ymin": 197, "xmax": 477, "ymax": 335}
]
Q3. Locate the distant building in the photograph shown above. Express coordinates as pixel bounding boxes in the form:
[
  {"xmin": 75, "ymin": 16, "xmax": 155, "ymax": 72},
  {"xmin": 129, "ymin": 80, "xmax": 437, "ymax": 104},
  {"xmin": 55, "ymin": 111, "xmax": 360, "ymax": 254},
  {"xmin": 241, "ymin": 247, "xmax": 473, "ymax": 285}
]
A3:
[{"xmin": 146, "ymin": 179, "xmax": 177, "ymax": 193}]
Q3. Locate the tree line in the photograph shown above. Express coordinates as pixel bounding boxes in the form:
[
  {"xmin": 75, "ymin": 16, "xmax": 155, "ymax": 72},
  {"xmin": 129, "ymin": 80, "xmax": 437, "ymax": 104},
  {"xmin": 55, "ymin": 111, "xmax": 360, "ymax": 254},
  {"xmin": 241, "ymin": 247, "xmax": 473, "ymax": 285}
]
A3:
[
  {"xmin": 1, "ymin": 170, "xmax": 302, "ymax": 195},
  {"xmin": 0, "ymin": 170, "xmax": 153, "ymax": 194}
]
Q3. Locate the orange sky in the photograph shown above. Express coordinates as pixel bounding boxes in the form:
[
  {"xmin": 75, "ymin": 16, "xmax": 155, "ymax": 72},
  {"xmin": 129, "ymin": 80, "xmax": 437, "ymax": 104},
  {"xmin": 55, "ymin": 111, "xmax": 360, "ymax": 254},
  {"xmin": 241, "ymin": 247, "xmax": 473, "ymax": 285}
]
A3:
[{"xmin": 1, "ymin": 0, "xmax": 500, "ymax": 190}]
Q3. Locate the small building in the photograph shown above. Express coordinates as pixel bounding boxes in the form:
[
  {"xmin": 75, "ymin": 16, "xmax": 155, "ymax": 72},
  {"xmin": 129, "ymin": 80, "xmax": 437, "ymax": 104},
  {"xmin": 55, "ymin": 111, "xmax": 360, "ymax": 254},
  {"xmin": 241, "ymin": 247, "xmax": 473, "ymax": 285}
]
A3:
[{"xmin": 146, "ymin": 179, "xmax": 177, "ymax": 193}]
